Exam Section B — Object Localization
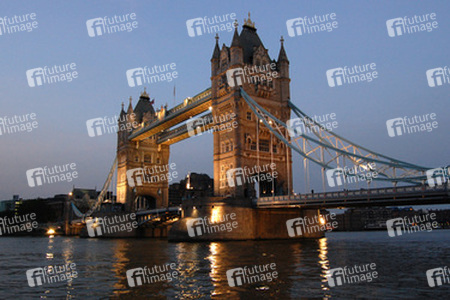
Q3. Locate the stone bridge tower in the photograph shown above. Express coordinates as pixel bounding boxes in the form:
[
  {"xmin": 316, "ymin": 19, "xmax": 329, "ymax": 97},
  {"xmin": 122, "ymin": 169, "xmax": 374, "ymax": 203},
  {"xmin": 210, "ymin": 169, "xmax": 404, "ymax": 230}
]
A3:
[
  {"xmin": 211, "ymin": 14, "xmax": 293, "ymax": 198},
  {"xmin": 116, "ymin": 89, "xmax": 170, "ymax": 211}
]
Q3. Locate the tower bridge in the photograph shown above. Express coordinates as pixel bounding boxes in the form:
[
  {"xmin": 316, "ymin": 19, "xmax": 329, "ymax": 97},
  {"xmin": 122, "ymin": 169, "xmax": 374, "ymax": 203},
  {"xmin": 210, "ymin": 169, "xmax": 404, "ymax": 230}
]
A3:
[
  {"xmin": 76, "ymin": 14, "xmax": 448, "ymax": 239},
  {"xmin": 116, "ymin": 15, "xmax": 294, "ymax": 212}
]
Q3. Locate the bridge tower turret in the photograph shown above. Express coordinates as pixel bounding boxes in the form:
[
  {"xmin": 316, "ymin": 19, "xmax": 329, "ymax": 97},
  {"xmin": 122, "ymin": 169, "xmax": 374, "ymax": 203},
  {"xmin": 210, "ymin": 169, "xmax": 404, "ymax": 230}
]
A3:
[
  {"xmin": 211, "ymin": 13, "xmax": 293, "ymax": 200},
  {"xmin": 116, "ymin": 89, "xmax": 170, "ymax": 212}
]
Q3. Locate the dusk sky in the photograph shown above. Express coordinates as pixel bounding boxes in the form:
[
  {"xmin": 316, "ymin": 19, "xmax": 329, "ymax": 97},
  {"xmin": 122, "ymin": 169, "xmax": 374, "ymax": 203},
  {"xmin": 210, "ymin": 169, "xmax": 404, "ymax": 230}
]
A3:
[{"xmin": 0, "ymin": 1, "xmax": 449, "ymax": 200}]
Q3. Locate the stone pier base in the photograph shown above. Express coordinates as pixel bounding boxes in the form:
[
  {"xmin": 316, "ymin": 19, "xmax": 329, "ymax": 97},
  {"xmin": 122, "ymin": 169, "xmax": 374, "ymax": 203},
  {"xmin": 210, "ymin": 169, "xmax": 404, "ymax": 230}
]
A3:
[{"xmin": 168, "ymin": 197, "xmax": 324, "ymax": 241}]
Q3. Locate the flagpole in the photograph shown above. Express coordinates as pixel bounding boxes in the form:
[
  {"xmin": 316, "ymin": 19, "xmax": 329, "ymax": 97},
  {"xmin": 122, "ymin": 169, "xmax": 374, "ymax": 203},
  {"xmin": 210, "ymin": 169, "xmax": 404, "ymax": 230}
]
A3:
[{"xmin": 173, "ymin": 84, "xmax": 176, "ymax": 106}]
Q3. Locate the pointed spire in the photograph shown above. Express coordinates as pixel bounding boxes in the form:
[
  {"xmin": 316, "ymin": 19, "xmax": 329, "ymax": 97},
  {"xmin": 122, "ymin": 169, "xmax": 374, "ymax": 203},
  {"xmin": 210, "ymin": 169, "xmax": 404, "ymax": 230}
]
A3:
[
  {"xmin": 278, "ymin": 36, "xmax": 289, "ymax": 62},
  {"xmin": 212, "ymin": 33, "xmax": 220, "ymax": 59},
  {"xmin": 231, "ymin": 20, "xmax": 241, "ymax": 47},
  {"xmin": 243, "ymin": 12, "xmax": 255, "ymax": 29},
  {"xmin": 127, "ymin": 96, "xmax": 133, "ymax": 114},
  {"xmin": 119, "ymin": 101, "xmax": 126, "ymax": 118},
  {"xmin": 140, "ymin": 87, "xmax": 149, "ymax": 98}
]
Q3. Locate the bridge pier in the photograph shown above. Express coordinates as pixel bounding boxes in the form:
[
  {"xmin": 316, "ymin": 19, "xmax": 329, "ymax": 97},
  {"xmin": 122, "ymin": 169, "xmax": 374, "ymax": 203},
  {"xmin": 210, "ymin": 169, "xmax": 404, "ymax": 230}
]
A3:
[
  {"xmin": 139, "ymin": 226, "xmax": 169, "ymax": 238},
  {"xmin": 168, "ymin": 197, "xmax": 324, "ymax": 241}
]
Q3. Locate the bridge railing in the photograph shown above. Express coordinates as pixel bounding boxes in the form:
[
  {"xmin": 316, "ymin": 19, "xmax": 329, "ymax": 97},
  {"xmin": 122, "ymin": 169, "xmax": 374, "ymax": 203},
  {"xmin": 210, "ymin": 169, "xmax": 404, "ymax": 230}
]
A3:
[
  {"xmin": 256, "ymin": 185, "xmax": 449, "ymax": 206},
  {"xmin": 157, "ymin": 124, "xmax": 188, "ymax": 141},
  {"xmin": 135, "ymin": 207, "xmax": 182, "ymax": 226},
  {"xmin": 157, "ymin": 113, "xmax": 214, "ymax": 142},
  {"xmin": 166, "ymin": 89, "xmax": 211, "ymax": 116}
]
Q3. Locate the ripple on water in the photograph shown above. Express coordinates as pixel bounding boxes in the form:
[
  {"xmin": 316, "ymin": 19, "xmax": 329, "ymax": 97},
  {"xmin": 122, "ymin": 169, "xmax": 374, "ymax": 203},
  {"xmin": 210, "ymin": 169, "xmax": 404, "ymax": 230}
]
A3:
[{"xmin": 0, "ymin": 231, "xmax": 448, "ymax": 299}]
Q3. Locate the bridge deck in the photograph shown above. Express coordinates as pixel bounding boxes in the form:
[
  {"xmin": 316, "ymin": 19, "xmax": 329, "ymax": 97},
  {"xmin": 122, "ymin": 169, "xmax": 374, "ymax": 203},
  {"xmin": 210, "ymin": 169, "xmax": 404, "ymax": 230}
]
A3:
[
  {"xmin": 256, "ymin": 185, "xmax": 450, "ymax": 209},
  {"xmin": 129, "ymin": 88, "xmax": 211, "ymax": 142},
  {"xmin": 135, "ymin": 207, "xmax": 182, "ymax": 226},
  {"xmin": 157, "ymin": 113, "xmax": 214, "ymax": 145}
]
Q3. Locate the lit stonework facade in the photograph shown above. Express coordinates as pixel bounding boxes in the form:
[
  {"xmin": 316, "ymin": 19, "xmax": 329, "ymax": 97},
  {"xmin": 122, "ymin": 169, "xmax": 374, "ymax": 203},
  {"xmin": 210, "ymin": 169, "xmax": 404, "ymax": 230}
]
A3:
[
  {"xmin": 116, "ymin": 90, "xmax": 170, "ymax": 211},
  {"xmin": 211, "ymin": 16, "xmax": 293, "ymax": 198},
  {"xmin": 117, "ymin": 15, "xmax": 293, "ymax": 209}
]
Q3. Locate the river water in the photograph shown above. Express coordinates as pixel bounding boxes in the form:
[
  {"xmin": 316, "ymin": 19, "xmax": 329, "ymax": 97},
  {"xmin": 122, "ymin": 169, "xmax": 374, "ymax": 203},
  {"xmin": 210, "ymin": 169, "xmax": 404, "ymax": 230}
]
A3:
[{"xmin": 0, "ymin": 230, "xmax": 448, "ymax": 299}]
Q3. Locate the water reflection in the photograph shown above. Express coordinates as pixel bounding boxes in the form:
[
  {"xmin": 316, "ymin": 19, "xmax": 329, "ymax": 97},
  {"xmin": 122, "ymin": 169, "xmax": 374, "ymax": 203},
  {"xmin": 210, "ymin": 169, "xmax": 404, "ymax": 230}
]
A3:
[
  {"xmin": 111, "ymin": 240, "xmax": 131, "ymax": 297},
  {"xmin": 2, "ymin": 231, "xmax": 448, "ymax": 298},
  {"xmin": 61, "ymin": 236, "xmax": 75, "ymax": 298},
  {"xmin": 207, "ymin": 242, "xmax": 233, "ymax": 298},
  {"xmin": 208, "ymin": 242, "xmax": 219, "ymax": 279},
  {"xmin": 46, "ymin": 236, "xmax": 54, "ymax": 260},
  {"xmin": 318, "ymin": 237, "xmax": 331, "ymax": 296}
]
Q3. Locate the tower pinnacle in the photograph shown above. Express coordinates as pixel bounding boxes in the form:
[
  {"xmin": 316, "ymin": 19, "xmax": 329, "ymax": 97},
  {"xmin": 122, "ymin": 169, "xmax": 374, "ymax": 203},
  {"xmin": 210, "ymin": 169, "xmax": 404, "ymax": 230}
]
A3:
[
  {"xmin": 278, "ymin": 36, "xmax": 289, "ymax": 62},
  {"xmin": 244, "ymin": 12, "xmax": 255, "ymax": 29},
  {"xmin": 141, "ymin": 87, "xmax": 149, "ymax": 98}
]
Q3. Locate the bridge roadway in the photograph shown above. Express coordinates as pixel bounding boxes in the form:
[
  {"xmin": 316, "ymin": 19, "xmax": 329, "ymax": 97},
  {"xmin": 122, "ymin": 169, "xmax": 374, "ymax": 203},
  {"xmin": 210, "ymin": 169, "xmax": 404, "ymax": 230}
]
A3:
[
  {"xmin": 132, "ymin": 185, "xmax": 449, "ymax": 226},
  {"xmin": 129, "ymin": 88, "xmax": 212, "ymax": 143},
  {"xmin": 256, "ymin": 185, "xmax": 450, "ymax": 209},
  {"xmin": 135, "ymin": 206, "xmax": 182, "ymax": 226},
  {"xmin": 156, "ymin": 113, "xmax": 214, "ymax": 145}
]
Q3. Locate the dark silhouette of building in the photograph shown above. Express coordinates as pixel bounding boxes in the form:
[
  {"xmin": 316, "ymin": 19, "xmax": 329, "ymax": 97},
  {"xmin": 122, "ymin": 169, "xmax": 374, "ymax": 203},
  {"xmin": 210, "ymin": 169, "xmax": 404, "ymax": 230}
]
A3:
[
  {"xmin": 334, "ymin": 207, "xmax": 450, "ymax": 231},
  {"xmin": 169, "ymin": 173, "xmax": 213, "ymax": 206}
]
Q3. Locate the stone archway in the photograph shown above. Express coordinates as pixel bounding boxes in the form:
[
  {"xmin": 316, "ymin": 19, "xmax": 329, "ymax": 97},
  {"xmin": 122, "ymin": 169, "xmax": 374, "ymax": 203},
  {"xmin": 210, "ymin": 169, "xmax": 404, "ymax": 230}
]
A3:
[
  {"xmin": 259, "ymin": 174, "xmax": 277, "ymax": 197},
  {"xmin": 134, "ymin": 195, "xmax": 157, "ymax": 211}
]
